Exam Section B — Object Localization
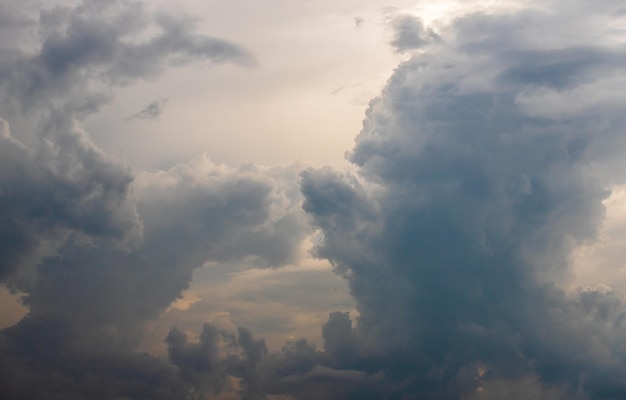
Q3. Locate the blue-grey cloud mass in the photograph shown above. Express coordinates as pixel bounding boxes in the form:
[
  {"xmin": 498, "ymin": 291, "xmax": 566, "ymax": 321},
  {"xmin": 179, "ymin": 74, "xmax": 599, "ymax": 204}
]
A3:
[
  {"xmin": 3, "ymin": 0, "xmax": 626, "ymax": 399},
  {"xmin": 295, "ymin": 1, "xmax": 626, "ymax": 398}
]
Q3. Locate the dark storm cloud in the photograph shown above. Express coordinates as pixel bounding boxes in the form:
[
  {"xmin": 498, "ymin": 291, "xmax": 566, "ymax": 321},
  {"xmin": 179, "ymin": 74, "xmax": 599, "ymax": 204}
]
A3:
[
  {"xmin": 389, "ymin": 14, "xmax": 440, "ymax": 53},
  {"xmin": 161, "ymin": 322, "xmax": 384, "ymax": 400},
  {"xmin": 294, "ymin": 1, "xmax": 626, "ymax": 399},
  {"xmin": 166, "ymin": 324, "xmax": 234, "ymax": 394},
  {"xmin": 159, "ymin": 315, "xmax": 387, "ymax": 400},
  {"xmin": 129, "ymin": 99, "xmax": 168, "ymax": 120}
]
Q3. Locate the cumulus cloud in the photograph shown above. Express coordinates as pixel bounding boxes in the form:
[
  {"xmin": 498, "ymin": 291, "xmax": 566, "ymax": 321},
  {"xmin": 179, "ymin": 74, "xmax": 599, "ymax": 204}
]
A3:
[
  {"xmin": 0, "ymin": 0, "xmax": 309, "ymax": 398},
  {"xmin": 166, "ymin": 324, "xmax": 234, "ymax": 395},
  {"xmin": 152, "ymin": 258, "xmax": 354, "ymax": 354},
  {"xmin": 0, "ymin": 153, "xmax": 309, "ymax": 397},
  {"xmin": 295, "ymin": 1, "xmax": 626, "ymax": 399},
  {"xmin": 0, "ymin": 114, "xmax": 141, "ymax": 284}
]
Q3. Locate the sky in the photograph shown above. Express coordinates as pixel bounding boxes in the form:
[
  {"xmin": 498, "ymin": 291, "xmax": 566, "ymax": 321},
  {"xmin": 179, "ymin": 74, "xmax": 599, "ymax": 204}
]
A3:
[{"xmin": 2, "ymin": 0, "xmax": 626, "ymax": 399}]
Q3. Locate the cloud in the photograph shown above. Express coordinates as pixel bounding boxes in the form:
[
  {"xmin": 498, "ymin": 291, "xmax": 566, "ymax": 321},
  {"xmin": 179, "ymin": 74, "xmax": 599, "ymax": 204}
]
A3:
[
  {"xmin": 296, "ymin": 1, "xmax": 626, "ymax": 399},
  {"xmin": 0, "ymin": 114, "xmax": 142, "ymax": 284},
  {"xmin": 0, "ymin": 152, "xmax": 310, "ymax": 398},
  {"xmin": 166, "ymin": 323, "xmax": 234, "ymax": 395},
  {"xmin": 3, "ymin": 0, "xmax": 626, "ymax": 399},
  {"xmin": 0, "ymin": 1, "xmax": 308, "ymax": 398},
  {"xmin": 0, "ymin": 0, "xmax": 254, "ymax": 116},
  {"xmin": 572, "ymin": 186, "xmax": 626, "ymax": 293},
  {"xmin": 0, "ymin": 66, "xmax": 311, "ymax": 392},
  {"xmin": 149, "ymin": 258, "xmax": 354, "ymax": 354},
  {"xmin": 3, "ymin": 154, "xmax": 306, "ymax": 342},
  {"xmin": 129, "ymin": 98, "xmax": 168, "ymax": 121},
  {"xmin": 389, "ymin": 14, "xmax": 441, "ymax": 53}
]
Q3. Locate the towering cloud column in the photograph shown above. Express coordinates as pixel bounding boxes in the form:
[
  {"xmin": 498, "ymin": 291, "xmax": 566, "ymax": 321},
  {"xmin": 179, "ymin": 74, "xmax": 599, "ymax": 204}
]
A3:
[{"xmin": 302, "ymin": 2, "xmax": 626, "ymax": 398}]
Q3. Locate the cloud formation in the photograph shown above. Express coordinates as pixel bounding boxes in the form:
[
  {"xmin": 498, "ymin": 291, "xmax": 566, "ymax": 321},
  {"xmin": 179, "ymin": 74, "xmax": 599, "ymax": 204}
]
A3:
[
  {"xmin": 0, "ymin": 1, "xmax": 309, "ymax": 398},
  {"xmin": 3, "ymin": 0, "xmax": 626, "ymax": 399},
  {"xmin": 389, "ymin": 14, "xmax": 441, "ymax": 53},
  {"xmin": 0, "ymin": 0, "xmax": 254, "ymax": 116},
  {"xmin": 296, "ymin": 1, "xmax": 626, "ymax": 399},
  {"xmin": 0, "ymin": 114, "xmax": 141, "ymax": 284}
]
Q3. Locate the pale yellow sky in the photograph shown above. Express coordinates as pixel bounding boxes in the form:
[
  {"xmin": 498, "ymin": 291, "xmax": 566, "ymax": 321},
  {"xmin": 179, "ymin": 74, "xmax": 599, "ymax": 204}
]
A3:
[
  {"xmin": 85, "ymin": 1, "xmax": 406, "ymax": 169},
  {"xmin": 84, "ymin": 0, "xmax": 539, "ymax": 170}
]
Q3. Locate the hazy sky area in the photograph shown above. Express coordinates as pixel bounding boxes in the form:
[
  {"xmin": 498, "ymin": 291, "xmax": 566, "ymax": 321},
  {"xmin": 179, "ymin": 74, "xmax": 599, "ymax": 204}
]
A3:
[
  {"xmin": 3, "ymin": 0, "xmax": 626, "ymax": 399},
  {"xmin": 84, "ymin": 0, "xmax": 416, "ymax": 169}
]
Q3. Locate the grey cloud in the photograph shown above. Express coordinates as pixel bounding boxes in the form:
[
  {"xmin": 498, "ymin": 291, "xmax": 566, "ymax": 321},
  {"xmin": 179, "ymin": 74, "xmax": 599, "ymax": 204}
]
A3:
[
  {"xmin": 300, "ymin": 167, "xmax": 375, "ymax": 235},
  {"xmin": 320, "ymin": 312, "xmax": 366, "ymax": 369},
  {"xmin": 0, "ymin": 115, "xmax": 141, "ymax": 284},
  {"xmin": 1, "ymin": 320, "xmax": 317, "ymax": 400},
  {"xmin": 496, "ymin": 47, "xmax": 618, "ymax": 89},
  {"xmin": 97, "ymin": 2, "xmax": 626, "ymax": 397},
  {"xmin": 238, "ymin": 327, "xmax": 269, "ymax": 369},
  {"xmin": 0, "ymin": 0, "xmax": 265, "ymax": 290},
  {"xmin": 0, "ymin": 322, "xmax": 191, "ymax": 400},
  {"xmin": 129, "ymin": 99, "xmax": 168, "ymax": 121},
  {"xmin": 150, "ymin": 262, "xmax": 354, "ymax": 355},
  {"xmin": 5, "ymin": 0, "xmax": 626, "ymax": 399},
  {"xmin": 137, "ymin": 160, "xmax": 307, "ymax": 268},
  {"xmin": 0, "ymin": 1, "xmax": 307, "ymax": 398},
  {"xmin": 233, "ymin": 327, "xmax": 269, "ymax": 399},
  {"xmin": 7, "ymin": 157, "xmax": 308, "ymax": 338},
  {"xmin": 0, "ymin": 0, "xmax": 254, "ymax": 115},
  {"xmin": 166, "ymin": 324, "xmax": 233, "ymax": 395},
  {"xmin": 389, "ymin": 14, "xmax": 440, "ymax": 53},
  {"xmin": 166, "ymin": 319, "xmax": 389, "ymax": 400},
  {"xmin": 0, "ymin": 153, "xmax": 309, "ymax": 398},
  {"xmin": 297, "ymin": 2, "xmax": 626, "ymax": 399},
  {"xmin": 468, "ymin": 376, "xmax": 587, "ymax": 400},
  {"xmin": 157, "ymin": 322, "xmax": 383, "ymax": 400},
  {"xmin": 0, "ymin": 1, "xmax": 34, "ymax": 43}
]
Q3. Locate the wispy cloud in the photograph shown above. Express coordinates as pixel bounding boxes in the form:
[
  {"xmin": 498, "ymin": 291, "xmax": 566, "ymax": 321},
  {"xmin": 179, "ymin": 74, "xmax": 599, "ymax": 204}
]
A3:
[{"xmin": 128, "ymin": 98, "xmax": 168, "ymax": 121}]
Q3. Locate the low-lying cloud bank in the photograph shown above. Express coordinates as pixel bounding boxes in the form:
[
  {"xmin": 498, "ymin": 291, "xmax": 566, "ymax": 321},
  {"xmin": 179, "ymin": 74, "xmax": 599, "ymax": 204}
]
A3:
[{"xmin": 3, "ymin": 0, "xmax": 626, "ymax": 399}]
